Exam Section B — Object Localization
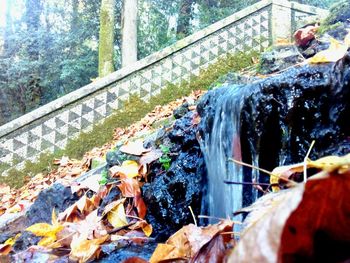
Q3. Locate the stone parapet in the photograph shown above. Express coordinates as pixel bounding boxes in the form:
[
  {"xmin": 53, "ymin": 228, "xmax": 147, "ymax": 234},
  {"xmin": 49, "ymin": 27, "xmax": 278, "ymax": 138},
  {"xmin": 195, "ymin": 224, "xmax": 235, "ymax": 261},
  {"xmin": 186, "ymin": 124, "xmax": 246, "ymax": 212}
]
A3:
[{"xmin": 0, "ymin": 0, "xmax": 327, "ymax": 173}]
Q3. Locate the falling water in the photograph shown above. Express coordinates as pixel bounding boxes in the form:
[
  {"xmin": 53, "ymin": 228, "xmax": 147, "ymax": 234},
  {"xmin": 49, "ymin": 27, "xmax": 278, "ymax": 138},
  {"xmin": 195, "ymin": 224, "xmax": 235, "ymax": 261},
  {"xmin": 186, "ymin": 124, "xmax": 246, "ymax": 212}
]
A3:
[{"xmin": 200, "ymin": 83, "xmax": 258, "ymax": 219}]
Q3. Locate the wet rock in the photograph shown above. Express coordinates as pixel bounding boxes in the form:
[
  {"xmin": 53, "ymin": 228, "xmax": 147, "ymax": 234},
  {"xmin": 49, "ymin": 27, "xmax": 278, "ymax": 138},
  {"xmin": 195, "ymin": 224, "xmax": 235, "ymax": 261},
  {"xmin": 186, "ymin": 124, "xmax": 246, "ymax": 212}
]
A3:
[
  {"xmin": 106, "ymin": 149, "xmax": 140, "ymax": 168},
  {"xmin": 259, "ymin": 45, "xmax": 304, "ymax": 74},
  {"xmin": 25, "ymin": 183, "xmax": 79, "ymax": 226},
  {"xmin": 98, "ymin": 242, "xmax": 157, "ymax": 262},
  {"xmin": 173, "ymin": 103, "xmax": 189, "ymax": 119},
  {"xmin": 326, "ymin": 0, "xmax": 350, "ymax": 25},
  {"xmin": 143, "ymin": 111, "xmax": 205, "ymax": 240},
  {"xmin": 12, "ymin": 231, "xmax": 41, "ymax": 252},
  {"xmin": 198, "ymin": 52, "xmax": 350, "ymax": 207}
]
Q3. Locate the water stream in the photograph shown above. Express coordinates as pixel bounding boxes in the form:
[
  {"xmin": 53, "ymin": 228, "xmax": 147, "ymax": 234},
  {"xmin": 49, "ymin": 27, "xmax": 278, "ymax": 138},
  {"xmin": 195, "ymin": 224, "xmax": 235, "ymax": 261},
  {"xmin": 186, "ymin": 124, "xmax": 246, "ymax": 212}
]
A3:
[{"xmin": 199, "ymin": 83, "xmax": 259, "ymax": 219}]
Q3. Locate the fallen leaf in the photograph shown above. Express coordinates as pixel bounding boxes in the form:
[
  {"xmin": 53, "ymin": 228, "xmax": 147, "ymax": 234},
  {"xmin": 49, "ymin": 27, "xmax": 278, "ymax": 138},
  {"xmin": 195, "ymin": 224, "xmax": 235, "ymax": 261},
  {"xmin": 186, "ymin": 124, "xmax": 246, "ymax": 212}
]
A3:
[
  {"xmin": 134, "ymin": 195, "xmax": 147, "ymax": 219},
  {"xmin": 139, "ymin": 149, "xmax": 163, "ymax": 166},
  {"xmin": 293, "ymin": 24, "xmax": 318, "ymax": 47},
  {"xmin": 308, "ymin": 38, "xmax": 348, "ymax": 64},
  {"xmin": 278, "ymin": 170, "xmax": 350, "ymax": 262},
  {"xmin": 228, "ymin": 168, "xmax": 350, "ymax": 262},
  {"xmin": 0, "ymin": 244, "xmax": 12, "ymax": 255},
  {"xmin": 5, "ymin": 233, "xmax": 21, "ymax": 246},
  {"xmin": 119, "ymin": 140, "xmax": 150, "ymax": 156},
  {"xmin": 106, "ymin": 199, "xmax": 128, "ymax": 228},
  {"xmin": 190, "ymin": 234, "xmax": 227, "ymax": 263},
  {"xmin": 110, "ymin": 160, "xmax": 139, "ymax": 178},
  {"xmin": 150, "ymin": 243, "xmax": 186, "ymax": 263},
  {"xmin": 150, "ymin": 221, "xmax": 234, "ymax": 262},
  {"xmin": 0, "ymin": 184, "xmax": 10, "ymax": 195},
  {"xmin": 227, "ymin": 185, "xmax": 304, "ymax": 262},
  {"xmin": 70, "ymin": 234, "xmax": 109, "ymax": 263},
  {"xmin": 118, "ymin": 178, "xmax": 141, "ymax": 198}
]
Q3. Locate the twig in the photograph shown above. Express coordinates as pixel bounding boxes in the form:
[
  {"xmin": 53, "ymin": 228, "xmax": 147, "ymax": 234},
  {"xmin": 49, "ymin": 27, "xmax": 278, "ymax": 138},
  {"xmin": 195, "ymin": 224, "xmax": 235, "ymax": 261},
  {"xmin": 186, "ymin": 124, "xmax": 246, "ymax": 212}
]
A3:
[
  {"xmin": 188, "ymin": 206, "xmax": 197, "ymax": 226},
  {"xmin": 107, "ymin": 223, "xmax": 134, "ymax": 234},
  {"xmin": 229, "ymin": 158, "xmax": 296, "ymax": 185},
  {"xmin": 224, "ymin": 180, "xmax": 277, "ymax": 187},
  {"xmin": 304, "ymin": 140, "xmax": 315, "ymax": 182},
  {"xmin": 198, "ymin": 215, "xmax": 242, "ymax": 225}
]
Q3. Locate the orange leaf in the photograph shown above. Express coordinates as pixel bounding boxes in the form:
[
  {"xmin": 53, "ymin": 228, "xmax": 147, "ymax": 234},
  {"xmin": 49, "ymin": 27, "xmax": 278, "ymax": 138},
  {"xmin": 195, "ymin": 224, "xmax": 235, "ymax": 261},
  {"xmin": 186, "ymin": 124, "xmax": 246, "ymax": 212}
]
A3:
[
  {"xmin": 118, "ymin": 178, "xmax": 141, "ymax": 198},
  {"xmin": 0, "ymin": 244, "xmax": 12, "ymax": 256}
]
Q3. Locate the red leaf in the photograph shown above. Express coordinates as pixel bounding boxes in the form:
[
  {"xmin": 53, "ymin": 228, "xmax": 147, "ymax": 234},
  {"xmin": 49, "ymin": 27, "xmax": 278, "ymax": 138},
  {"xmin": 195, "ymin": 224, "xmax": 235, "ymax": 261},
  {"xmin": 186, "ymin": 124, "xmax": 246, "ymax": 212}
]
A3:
[
  {"xmin": 190, "ymin": 234, "xmax": 227, "ymax": 263},
  {"xmin": 278, "ymin": 170, "xmax": 350, "ymax": 262}
]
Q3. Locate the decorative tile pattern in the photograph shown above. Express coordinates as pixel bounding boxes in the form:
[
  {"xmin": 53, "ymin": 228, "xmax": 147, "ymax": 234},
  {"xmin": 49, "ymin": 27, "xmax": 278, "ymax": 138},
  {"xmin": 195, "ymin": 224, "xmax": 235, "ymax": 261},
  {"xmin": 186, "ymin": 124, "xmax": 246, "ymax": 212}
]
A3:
[{"xmin": 0, "ymin": 1, "xmax": 325, "ymax": 174}]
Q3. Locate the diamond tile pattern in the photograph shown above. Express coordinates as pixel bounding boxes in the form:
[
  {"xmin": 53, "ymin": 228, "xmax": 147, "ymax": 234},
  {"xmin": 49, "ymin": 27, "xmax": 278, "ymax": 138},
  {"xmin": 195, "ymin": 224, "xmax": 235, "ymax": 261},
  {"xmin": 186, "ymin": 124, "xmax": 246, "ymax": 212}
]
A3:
[{"xmin": 0, "ymin": 4, "xmax": 323, "ymax": 173}]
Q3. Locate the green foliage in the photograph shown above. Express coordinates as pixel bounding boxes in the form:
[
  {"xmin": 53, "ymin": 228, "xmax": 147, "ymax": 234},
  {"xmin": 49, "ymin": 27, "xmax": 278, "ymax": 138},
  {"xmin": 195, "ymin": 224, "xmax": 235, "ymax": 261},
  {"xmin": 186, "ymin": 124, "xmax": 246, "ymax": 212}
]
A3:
[
  {"xmin": 99, "ymin": 170, "xmax": 108, "ymax": 185},
  {"xmin": 159, "ymin": 144, "xmax": 172, "ymax": 170}
]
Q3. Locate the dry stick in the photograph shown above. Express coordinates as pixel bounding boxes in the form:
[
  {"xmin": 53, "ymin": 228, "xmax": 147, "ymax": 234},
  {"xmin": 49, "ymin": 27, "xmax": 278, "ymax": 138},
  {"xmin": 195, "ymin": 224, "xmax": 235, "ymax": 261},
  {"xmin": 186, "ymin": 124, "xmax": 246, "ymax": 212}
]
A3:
[
  {"xmin": 303, "ymin": 140, "xmax": 316, "ymax": 183},
  {"xmin": 188, "ymin": 206, "xmax": 197, "ymax": 226},
  {"xmin": 198, "ymin": 215, "xmax": 242, "ymax": 225},
  {"xmin": 228, "ymin": 158, "xmax": 297, "ymax": 186},
  {"xmin": 224, "ymin": 180, "xmax": 277, "ymax": 187},
  {"xmin": 107, "ymin": 222, "xmax": 134, "ymax": 235}
]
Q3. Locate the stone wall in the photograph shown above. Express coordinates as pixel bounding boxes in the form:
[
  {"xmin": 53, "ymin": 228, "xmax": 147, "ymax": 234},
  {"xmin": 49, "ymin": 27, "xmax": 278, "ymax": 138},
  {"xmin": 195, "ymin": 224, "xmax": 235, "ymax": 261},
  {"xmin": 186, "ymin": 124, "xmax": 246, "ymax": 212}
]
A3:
[{"xmin": 0, "ymin": 0, "xmax": 327, "ymax": 174}]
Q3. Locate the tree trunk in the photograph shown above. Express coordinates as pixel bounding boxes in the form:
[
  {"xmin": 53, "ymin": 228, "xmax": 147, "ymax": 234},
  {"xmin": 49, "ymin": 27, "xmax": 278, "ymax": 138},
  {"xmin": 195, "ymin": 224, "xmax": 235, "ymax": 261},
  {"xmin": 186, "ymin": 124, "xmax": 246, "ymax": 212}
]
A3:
[
  {"xmin": 176, "ymin": 0, "xmax": 195, "ymax": 39},
  {"xmin": 25, "ymin": 0, "xmax": 42, "ymax": 61},
  {"xmin": 121, "ymin": 0, "xmax": 138, "ymax": 67},
  {"xmin": 3, "ymin": 0, "xmax": 13, "ymax": 57},
  {"xmin": 98, "ymin": 0, "xmax": 116, "ymax": 77}
]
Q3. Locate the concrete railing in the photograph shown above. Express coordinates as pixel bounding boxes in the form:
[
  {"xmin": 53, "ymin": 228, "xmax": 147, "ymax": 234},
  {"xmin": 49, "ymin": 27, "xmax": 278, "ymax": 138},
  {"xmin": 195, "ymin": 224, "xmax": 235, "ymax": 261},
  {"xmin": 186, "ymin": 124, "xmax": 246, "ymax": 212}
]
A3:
[{"xmin": 0, "ymin": 0, "xmax": 327, "ymax": 173}]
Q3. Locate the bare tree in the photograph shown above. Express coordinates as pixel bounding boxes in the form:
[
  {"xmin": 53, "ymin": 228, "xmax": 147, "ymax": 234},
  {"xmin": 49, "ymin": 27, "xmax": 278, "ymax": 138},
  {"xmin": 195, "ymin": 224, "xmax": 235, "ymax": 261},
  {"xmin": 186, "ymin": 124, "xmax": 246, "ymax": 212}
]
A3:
[
  {"xmin": 98, "ymin": 0, "xmax": 116, "ymax": 77},
  {"xmin": 121, "ymin": 0, "xmax": 138, "ymax": 67}
]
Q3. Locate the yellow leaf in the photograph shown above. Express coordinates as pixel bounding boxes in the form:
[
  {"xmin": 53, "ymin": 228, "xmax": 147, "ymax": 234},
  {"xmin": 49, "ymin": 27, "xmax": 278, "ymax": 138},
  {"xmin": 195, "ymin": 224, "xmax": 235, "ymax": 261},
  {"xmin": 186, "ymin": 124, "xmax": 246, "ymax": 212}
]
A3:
[
  {"xmin": 4, "ymin": 233, "xmax": 21, "ymax": 246},
  {"xmin": 107, "ymin": 201, "xmax": 128, "ymax": 228},
  {"xmin": 308, "ymin": 154, "xmax": 350, "ymax": 172},
  {"xmin": 38, "ymin": 235, "xmax": 61, "ymax": 248},
  {"xmin": 52, "ymin": 209, "xmax": 58, "ymax": 226},
  {"xmin": 112, "ymin": 160, "xmax": 139, "ymax": 178},
  {"xmin": 308, "ymin": 38, "xmax": 348, "ymax": 64},
  {"xmin": 70, "ymin": 234, "xmax": 109, "ymax": 263},
  {"xmin": 26, "ymin": 223, "xmax": 64, "ymax": 237},
  {"xmin": 142, "ymin": 223, "xmax": 153, "ymax": 237}
]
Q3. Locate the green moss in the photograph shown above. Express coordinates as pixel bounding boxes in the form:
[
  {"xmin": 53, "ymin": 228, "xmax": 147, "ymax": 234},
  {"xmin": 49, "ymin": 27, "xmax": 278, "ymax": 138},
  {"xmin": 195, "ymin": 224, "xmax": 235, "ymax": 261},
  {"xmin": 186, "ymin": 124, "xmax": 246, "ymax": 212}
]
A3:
[
  {"xmin": 317, "ymin": 0, "xmax": 349, "ymax": 36},
  {"xmin": 0, "ymin": 50, "xmax": 258, "ymax": 188},
  {"xmin": 317, "ymin": 22, "xmax": 342, "ymax": 36}
]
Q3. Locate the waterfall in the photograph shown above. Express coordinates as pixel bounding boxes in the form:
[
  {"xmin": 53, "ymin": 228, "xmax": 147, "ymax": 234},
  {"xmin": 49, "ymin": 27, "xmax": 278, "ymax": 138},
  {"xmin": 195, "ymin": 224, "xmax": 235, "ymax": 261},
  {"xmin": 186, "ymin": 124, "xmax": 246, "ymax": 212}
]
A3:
[{"xmin": 199, "ymin": 83, "xmax": 258, "ymax": 219}]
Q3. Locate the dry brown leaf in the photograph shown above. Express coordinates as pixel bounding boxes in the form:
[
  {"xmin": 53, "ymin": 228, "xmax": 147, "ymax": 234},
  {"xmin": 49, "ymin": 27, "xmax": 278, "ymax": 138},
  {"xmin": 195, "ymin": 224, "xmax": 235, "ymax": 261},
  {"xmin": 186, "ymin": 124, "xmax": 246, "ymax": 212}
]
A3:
[
  {"xmin": 150, "ymin": 221, "xmax": 234, "ymax": 263},
  {"xmin": 227, "ymin": 186, "xmax": 304, "ymax": 262},
  {"xmin": 230, "ymin": 168, "xmax": 350, "ymax": 262},
  {"xmin": 70, "ymin": 234, "xmax": 109, "ymax": 263},
  {"xmin": 0, "ymin": 244, "xmax": 12, "ymax": 256}
]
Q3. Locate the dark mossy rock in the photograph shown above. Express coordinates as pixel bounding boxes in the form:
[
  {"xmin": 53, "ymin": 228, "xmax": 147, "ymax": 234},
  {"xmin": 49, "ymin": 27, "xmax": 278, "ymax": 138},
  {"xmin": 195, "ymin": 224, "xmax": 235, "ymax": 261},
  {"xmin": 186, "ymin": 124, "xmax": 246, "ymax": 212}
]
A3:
[
  {"xmin": 25, "ymin": 183, "xmax": 79, "ymax": 226},
  {"xmin": 258, "ymin": 45, "xmax": 304, "ymax": 74},
  {"xmin": 143, "ymin": 111, "xmax": 205, "ymax": 241},
  {"xmin": 325, "ymin": 0, "xmax": 350, "ymax": 25}
]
